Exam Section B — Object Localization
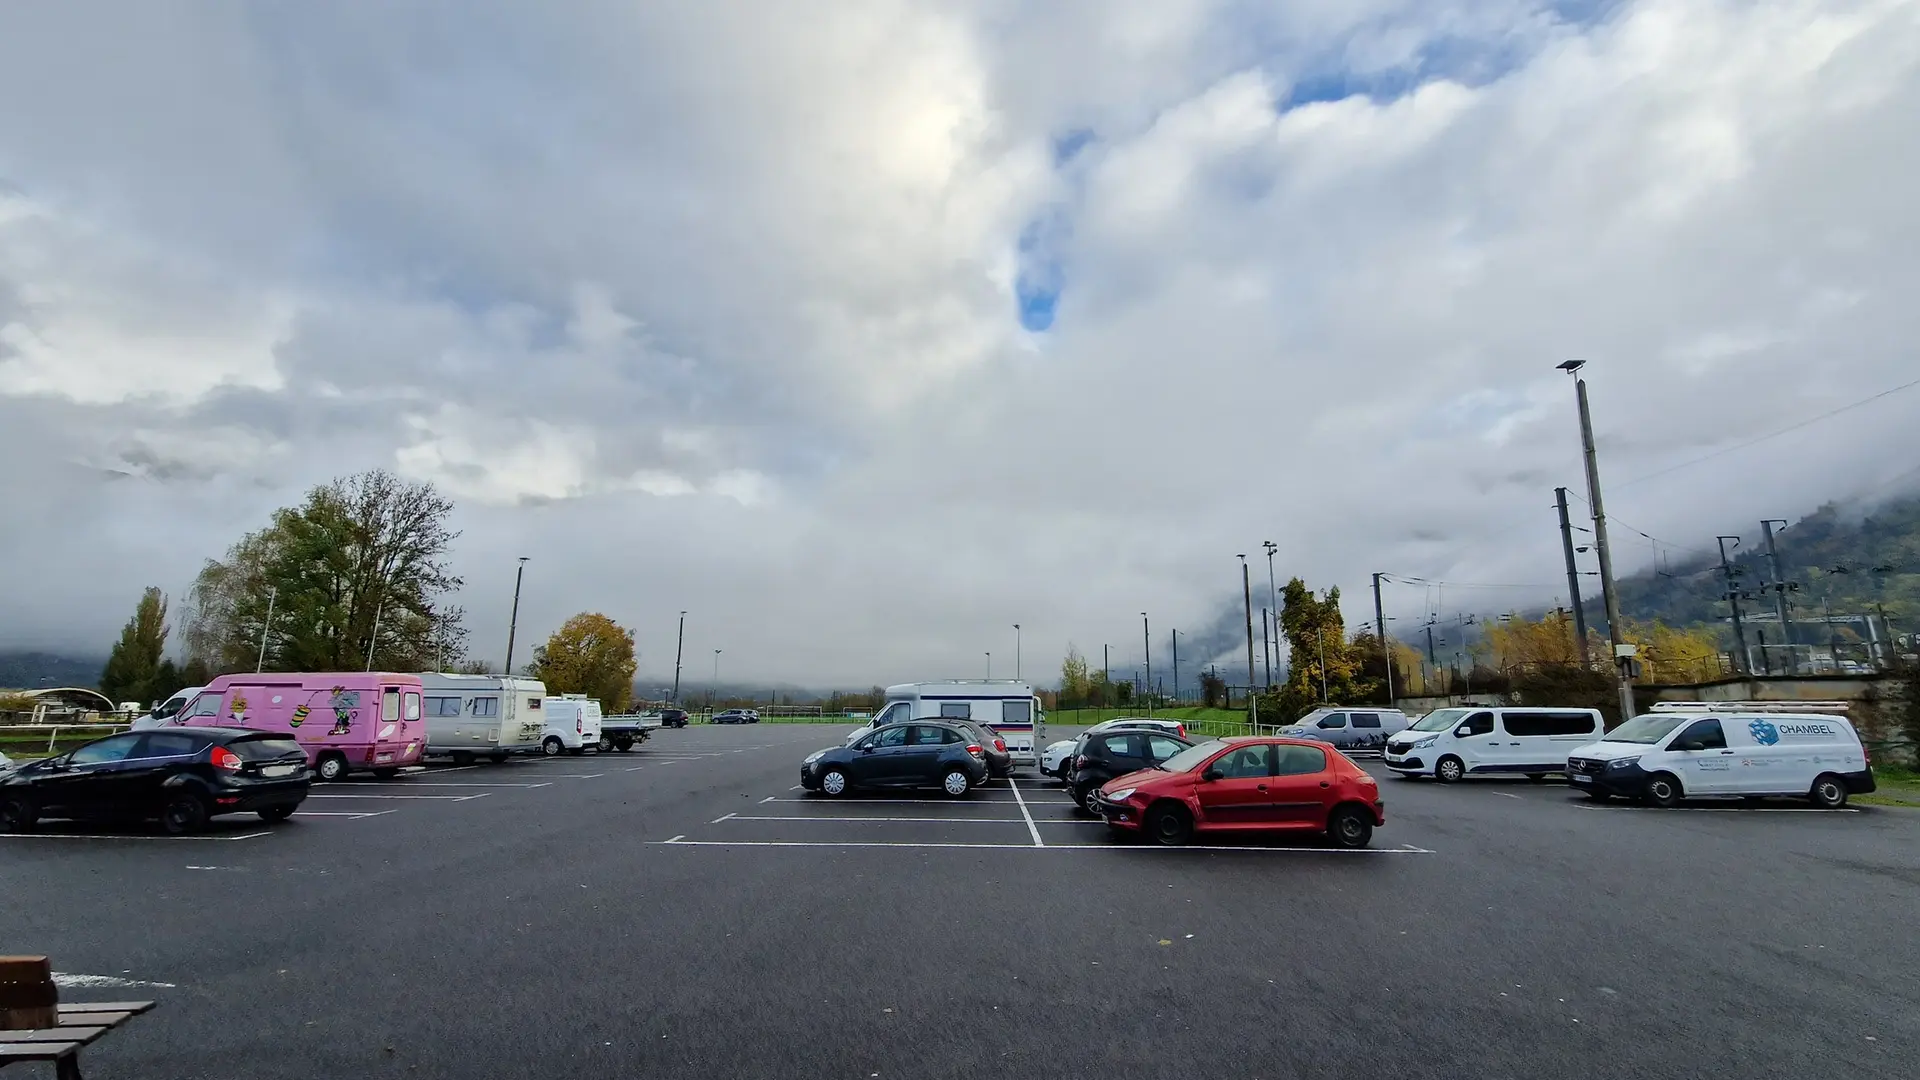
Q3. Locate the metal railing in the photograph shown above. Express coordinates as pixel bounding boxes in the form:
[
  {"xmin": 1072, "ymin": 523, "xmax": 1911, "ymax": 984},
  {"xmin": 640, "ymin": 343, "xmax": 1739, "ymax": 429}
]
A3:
[{"xmin": 0, "ymin": 722, "xmax": 134, "ymax": 757}]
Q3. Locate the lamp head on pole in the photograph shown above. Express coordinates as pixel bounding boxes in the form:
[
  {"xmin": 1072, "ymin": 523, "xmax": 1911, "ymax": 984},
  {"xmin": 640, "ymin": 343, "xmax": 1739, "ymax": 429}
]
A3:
[{"xmin": 1556, "ymin": 359, "xmax": 1586, "ymax": 375}]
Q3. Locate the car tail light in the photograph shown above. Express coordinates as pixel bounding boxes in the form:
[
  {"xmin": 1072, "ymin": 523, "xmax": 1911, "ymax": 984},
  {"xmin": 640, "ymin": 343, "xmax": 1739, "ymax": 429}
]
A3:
[
  {"xmin": 209, "ymin": 746, "xmax": 243, "ymax": 772},
  {"xmin": 577, "ymin": 719, "xmax": 584, "ymax": 734},
  {"xmin": 1075, "ymin": 755, "xmax": 1090, "ymax": 769},
  {"xmin": 1178, "ymin": 725, "xmax": 1187, "ymax": 739},
  {"xmin": 966, "ymin": 744, "xmax": 984, "ymax": 758},
  {"xmin": 994, "ymin": 738, "xmax": 1006, "ymax": 753}
]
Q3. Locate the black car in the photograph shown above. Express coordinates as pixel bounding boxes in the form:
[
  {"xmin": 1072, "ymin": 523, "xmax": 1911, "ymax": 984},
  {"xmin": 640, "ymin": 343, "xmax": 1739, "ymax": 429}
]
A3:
[
  {"xmin": 713, "ymin": 709, "xmax": 760, "ymax": 725},
  {"xmin": 1069, "ymin": 727, "xmax": 1193, "ymax": 812},
  {"xmin": 800, "ymin": 722, "xmax": 990, "ymax": 797},
  {"xmin": 950, "ymin": 719, "xmax": 1013, "ymax": 778},
  {"xmin": 660, "ymin": 708, "xmax": 690, "ymax": 729},
  {"xmin": 0, "ymin": 727, "xmax": 311, "ymax": 835}
]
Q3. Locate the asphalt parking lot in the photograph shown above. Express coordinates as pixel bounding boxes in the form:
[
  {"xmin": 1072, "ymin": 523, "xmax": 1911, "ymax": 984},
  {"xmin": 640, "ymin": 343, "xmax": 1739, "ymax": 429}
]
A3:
[{"xmin": 10, "ymin": 725, "xmax": 1919, "ymax": 1079}]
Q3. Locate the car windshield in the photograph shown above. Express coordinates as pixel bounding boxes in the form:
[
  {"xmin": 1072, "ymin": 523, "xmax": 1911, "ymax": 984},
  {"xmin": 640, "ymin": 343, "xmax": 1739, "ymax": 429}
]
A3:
[
  {"xmin": 1409, "ymin": 708, "xmax": 1472, "ymax": 732},
  {"xmin": 1156, "ymin": 739, "xmax": 1226, "ymax": 773},
  {"xmin": 1603, "ymin": 715, "xmax": 1691, "ymax": 744}
]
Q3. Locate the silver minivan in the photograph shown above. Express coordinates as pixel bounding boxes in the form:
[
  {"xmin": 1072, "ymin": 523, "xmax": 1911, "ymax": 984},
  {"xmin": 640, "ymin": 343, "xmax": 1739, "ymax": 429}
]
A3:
[{"xmin": 1279, "ymin": 707, "xmax": 1410, "ymax": 751}]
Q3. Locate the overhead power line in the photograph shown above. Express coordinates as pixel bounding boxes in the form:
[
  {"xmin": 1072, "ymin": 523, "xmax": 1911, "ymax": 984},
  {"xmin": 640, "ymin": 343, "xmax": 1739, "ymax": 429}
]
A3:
[{"xmin": 1615, "ymin": 376, "xmax": 1920, "ymax": 489}]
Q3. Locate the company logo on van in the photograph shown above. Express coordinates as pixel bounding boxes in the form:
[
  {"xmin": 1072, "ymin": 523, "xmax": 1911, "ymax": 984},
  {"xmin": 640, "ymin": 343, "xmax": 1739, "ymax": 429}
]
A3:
[
  {"xmin": 1748, "ymin": 720, "xmax": 1780, "ymax": 746},
  {"xmin": 1778, "ymin": 722, "xmax": 1836, "ymax": 737}
]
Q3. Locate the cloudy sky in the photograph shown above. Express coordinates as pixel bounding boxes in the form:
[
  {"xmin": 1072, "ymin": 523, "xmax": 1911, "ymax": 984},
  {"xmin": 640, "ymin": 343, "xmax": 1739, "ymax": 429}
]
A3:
[{"xmin": 2, "ymin": 0, "xmax": 1917, "ymax": 687}]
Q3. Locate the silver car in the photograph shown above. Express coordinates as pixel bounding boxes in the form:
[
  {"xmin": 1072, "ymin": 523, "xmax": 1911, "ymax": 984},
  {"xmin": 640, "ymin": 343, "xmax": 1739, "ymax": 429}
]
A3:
[{"xmin": 1278, "ymin": 707, "xmax": 1409, "ymax": 751}]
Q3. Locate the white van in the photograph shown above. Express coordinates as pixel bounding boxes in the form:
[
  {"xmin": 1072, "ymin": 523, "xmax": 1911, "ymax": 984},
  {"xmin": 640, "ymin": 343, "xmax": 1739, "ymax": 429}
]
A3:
[
  {"xmin": 1566, "ymin": 701, "xmax": 1874, "ymax": 808},
  {"xmin": 844, "ymin": 681, "xmax": 1045, "ymax": 766},
  {"xmin": 539, "ymin": 696, "xmax": 602, "ymax": 756},
  {"xmin": 419, "ymin": 674, "xmax": 548, "ymax": 763},
  {"xmin": 1278, "ymin": 707, "xmax": 1411, "ymax": 751},
  {"xmin": 131, "ymin": 685, "xmax": 204, "ymax": 731},
  {"xmin": 1385, "ymin": 706, "xmax": 1604, "ymax": 782}
]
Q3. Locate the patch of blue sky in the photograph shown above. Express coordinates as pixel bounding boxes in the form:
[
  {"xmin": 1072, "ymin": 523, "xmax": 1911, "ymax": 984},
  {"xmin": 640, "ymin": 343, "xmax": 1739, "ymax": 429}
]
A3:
[
  {"xmin": 1014, "ymin": 212, "xmax": 1068, "ymax": 333},
  {"xmin": 1052, "ymin": 128, "xmax": 1096, "ymax": 166}
]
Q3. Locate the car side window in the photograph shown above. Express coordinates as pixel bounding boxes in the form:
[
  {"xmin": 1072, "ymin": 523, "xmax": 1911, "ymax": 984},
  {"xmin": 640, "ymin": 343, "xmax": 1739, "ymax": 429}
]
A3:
[
  {"xmin": 139, "ymin": 732, "xmax": 208, "ymax": 758},
  {"xmin": 187, "ymin": 695, "xmax": 221, "ymax": 719},
  {"xmin": 68, "ymin": 735, "xmax": 144, "ymax": 765},
  {"xmin": 1274, "ymin": 744, "xmax": 1328, "ymax": 776},
  {"xmin": 1211, "ymin": 745, "xmax": 1271, "ymax": 779},
  {"xmin": 1460, "ymin": 712, "xmax": 1495, "ymax": 737},
  {"xmin": 1317, "ymin": 713, "xmax": 1347, "ymax": 729},
  {"xmin": 1351, "ymin": 713, "xmax": 1381, "ymax": 729},
  {"xmin": 382, "ymin": 688, "xmax": 402, "ymax": 723},
  {"xmin": 1673, "ymin": 719, "xmax": 1727, "ymax": 751},
  {"xmin": 404, "ymin": 692, "xmax": 422, "ymax": 721},
  {"xmin": 908, "ymin": 725, "xmax": 950, "ymax": 746},
  {"xmin": 877, "ymin": 703, "xmax": 911, "ymax": 726},
  {"xmin": 1101, "ymin": 735, "xmax": 1133, "ymax": 757},
  {"xmin": 1147, "ymin": 736, "xmax": 1185, "ymax": 762},
  {"xmin": 874, "ymin": 726, "xmax": 911, "ymax": 748}
]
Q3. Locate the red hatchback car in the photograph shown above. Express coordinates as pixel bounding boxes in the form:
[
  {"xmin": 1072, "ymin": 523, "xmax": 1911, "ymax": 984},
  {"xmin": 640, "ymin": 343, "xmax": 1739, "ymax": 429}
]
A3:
[{"xmin": 1093, "ymin": 736, "xmax": 1385, "ymax": 847}]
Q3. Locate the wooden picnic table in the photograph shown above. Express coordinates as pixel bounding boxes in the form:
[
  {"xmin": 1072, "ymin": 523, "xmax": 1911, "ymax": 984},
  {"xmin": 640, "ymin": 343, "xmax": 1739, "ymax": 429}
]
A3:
[{"xmin": 0, "ymin": 1001, "xmax": 154, "ymax": 1079}]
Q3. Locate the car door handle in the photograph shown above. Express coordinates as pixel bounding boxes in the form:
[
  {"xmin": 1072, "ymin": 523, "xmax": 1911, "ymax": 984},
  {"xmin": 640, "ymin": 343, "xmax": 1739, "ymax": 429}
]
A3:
[
  {"xmin": 1320, "ymin": 781, "xmax": 1331, "ymax": 788},
  {"xmin": 1257, "ymin": 785, "xmax": 1268, "ymax": 792},
  {"xmin": 1720, "ymin": 750, "xmax": 1735, "ymax": 755}
]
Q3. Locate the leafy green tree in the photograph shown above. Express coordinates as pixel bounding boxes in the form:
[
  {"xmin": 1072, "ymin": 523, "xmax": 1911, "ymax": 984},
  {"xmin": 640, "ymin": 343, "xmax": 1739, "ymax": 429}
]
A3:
[
  {"xmin": 1058, "ymin": 645, "xmax": 1092, "ymax": 708},
  {"xmin": 182, "ymin": 470, "xmax": 467, "ymax": 673},
  {"xmin": 100, "ymin": 588, "xmax": 170, "ymax": 707},
  {"xmin": 529, "ymin": 613, "xmax": 637, "ymax": 713}
]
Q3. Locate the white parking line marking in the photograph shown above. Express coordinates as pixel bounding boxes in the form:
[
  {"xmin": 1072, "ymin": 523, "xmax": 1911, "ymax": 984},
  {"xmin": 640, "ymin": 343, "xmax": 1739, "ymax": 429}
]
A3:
[
  {"xmin": 760, "ymin": 797, "xmax": 1035, "ymax": 805},
  {"xmin": 727, "ymin": 815, "xmax": 1028, "ymax": 823},
  {"xmin": 293, "ymin": 810, "xmax": 397, "ymax": 818},
  {"xmin": 54, "ymin": 973, "xmax": 177, "ymax": 989},
  {"xmin": 1494, "ymin": 793, "xmax": 1523, "ymax": 800},
  {"xmin": 711, "ymin": 812, "xmax": 738, "ymax": 824},
  {"xmin": 0, "ymin": 831, "xmax": 270, "ymax": 842},
  {"xmin": 572, "ymin": 774, "xmax": 606, "ymax": 780},
  {"xmin": 1573, "ymin": 804, "xmax": 1859, "ymax": 813},
  {"xmin": 656, "ymin": 839, "xmax": 1434, "ymax": 853},
  {"xmin": 341, "ymin": 782, "xmax": 552, "ymax": 788},
  {"xmin": 761, "ymin": 796, "xmax": 777, "ymax": 803},
  {"xmin": 626, "ymin": 766, "xmax": 647, "ymax": 772},
  {"xmin": 1009, "ymin": 777, "xmax": 1044, "ymax": 848},
  {"xmin": 455, "ymin": 793, "xmax": 493, "ymax": 802},
  {"xmin": 307, "ymin": 794, "xmax": 470, "ymax": 801}
]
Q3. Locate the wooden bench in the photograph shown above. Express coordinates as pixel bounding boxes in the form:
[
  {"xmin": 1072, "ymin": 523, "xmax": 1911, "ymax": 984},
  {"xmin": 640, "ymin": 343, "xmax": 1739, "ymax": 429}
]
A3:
[{"xmin": 0, "ymin": 1001, "xmax": 153, "ymax": 1079}]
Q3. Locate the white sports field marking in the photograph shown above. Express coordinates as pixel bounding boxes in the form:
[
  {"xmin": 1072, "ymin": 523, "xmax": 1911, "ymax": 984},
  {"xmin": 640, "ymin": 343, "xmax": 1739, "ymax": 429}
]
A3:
[
  {"xmin": 0, "ymin": 831, "xmax": 269, "ymax": 842},
  {"xmin": 656, "ymin": 838, "xmax": 1435, "ymax": 854},
  {"xmin": 711, "ymin": 812, "xmax": 738, "ymax": 824},
  {"xmin": 1574, "ymin": 804, "xmax": 1859, "ymax": 814},
  {"xmin": 1008, "ymin": 777, "xmax": 1044, "ymax": 848},
  {"xmin": 54, "ymin": 973, "xmax": 177, "ymax": 989}
]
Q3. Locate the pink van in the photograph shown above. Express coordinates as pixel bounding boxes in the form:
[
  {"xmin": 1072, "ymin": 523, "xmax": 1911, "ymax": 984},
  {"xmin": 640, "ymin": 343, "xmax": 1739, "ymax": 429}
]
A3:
[{"xmin": 178, "ymin": 673, "xmax": 427, "ymax": 782}]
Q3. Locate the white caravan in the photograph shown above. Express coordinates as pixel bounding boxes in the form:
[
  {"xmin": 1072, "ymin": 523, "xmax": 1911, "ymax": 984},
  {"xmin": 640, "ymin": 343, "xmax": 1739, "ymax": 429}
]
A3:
[
  {"xmin": 845, "ymin": 681, "xmax": 1045, "ymax": 767},
  {"xmin": 418, "ymin": 674, "xmax": 549, "ymax": 763},
  {"xmin": 539, "ymin": 695, "xmax": 603, "ymax": 757},
  {"xmin": 1566, "ymin": 701, "xmax": 1874, "ymax": 808}
]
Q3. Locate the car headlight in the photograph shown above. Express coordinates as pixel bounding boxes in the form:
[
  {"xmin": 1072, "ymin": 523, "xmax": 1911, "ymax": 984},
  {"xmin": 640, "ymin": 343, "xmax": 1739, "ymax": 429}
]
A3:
[
  {"xmin": 1605, "ymin": 757, "xmax": 1640, "ymax": 771},
  {"xmin": 1413, "ymin": 736, "xmax": 1438, "ymax": 750},
  {"xmin": 1105, "ymin": 787, "xmax": 1135, "ymax": 802},
  {"xmin": 804, "ymin": 750, "xmax": 825, "ymax": 765}
]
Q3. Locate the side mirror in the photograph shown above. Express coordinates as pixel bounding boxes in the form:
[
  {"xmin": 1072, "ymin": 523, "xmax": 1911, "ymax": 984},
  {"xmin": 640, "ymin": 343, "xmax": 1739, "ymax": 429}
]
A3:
[
  {"xmin": 859, "ymin": 745, "xmax": 876, "ymax": 754},
  {"xmin": 45, "ymin": 756, "xmax": 69, "ymax": 771},
  {"xmin": 1202, "ymin": 768, "xmax": 1224, "ymax": 782}
]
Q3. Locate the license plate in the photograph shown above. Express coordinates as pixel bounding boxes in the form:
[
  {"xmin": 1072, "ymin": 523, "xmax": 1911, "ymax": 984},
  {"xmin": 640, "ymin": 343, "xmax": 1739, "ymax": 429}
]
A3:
[
  {"xmin": 1569, "ymin": 773, "xmax": 1590, "ymax": 783},
  {"xmin": 263, "ymin": 764, "xmax": 297, "ymax": 777}
]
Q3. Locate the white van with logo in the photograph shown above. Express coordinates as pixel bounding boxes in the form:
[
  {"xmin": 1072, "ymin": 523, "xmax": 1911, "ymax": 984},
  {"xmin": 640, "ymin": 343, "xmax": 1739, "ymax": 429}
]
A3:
[
  {"xmin": 1384, "ymin": 706, "xmax": 1604, "ymax": 782},
  {"xmin": 1565, "ymin": 701, "xmax": 1874, "ymax": 808}
]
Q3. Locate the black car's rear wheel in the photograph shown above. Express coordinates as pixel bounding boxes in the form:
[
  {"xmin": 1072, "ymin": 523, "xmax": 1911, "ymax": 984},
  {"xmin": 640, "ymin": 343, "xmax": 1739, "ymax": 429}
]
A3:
[
  {"xmin": 1073, "ymin": 782, "xmax": 1101, "ymax": 817},
  {"xmin": 162, "ymin": 794, "xmax": 210, "ymax": 836},
  {"xmin": 257, "ymin": 805, "xmax": 296, "ymax": 823},
  {"xmin": 941, "ymin": 768, "xmax": 973, "ymax": 798},
  {"xmin": 0, "ymin": 796, "xmax": 37, "ymax": 834}
]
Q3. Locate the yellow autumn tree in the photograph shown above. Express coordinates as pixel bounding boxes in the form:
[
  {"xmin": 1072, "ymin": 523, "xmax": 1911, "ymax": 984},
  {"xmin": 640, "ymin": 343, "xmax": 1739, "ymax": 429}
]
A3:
[
  {"xmin": 1483, "ymin": 612, "xmax": 1589, "ymax": 672},
  {"xmin": 1620, "ymin": 619, "xmax": 1725, "ymax": 685},
  {"xmin": 529, "ymin": 612, "xmax": 637, "ymax": 712}
]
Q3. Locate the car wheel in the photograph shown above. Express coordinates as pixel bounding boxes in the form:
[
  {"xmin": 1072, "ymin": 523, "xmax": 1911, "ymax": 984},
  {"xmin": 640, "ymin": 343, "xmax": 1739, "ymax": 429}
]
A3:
[
  {"xmin": 1327, "ymin": 806, "xmax": 1373, "ymax": 849},
  {"xmin": 615, "ymin": 737, "xmax": 635, "ymax": 752},
  {"xmin": 1809, "ymin": 774, "xmax": 1848, "ymax": 809},
  {"xmin": 0, "ymin": 796, "xmax": 37, "ymax": 834},
  {"xmin": 541, "ymin": 737, "xmax": 564, "ymax": 757},
  {"xmin": 489, "ymin": 752, "xmax": 510, "ymax": 764},
  {"xmin": 1146, "ymin": 803, "xmax": 1193, "ymax": 846},
  {"xmin": 1643, "ymin": 773, "xmax": 1683, "ymax": 808},
  {"xmin": 257, "ymin": 805, "xmax": 296, "ymax": 823},
  {"xmin": 1435, "ymin": 756, "xmax": 1465, "ymax": 784},
  {"xmin": 1073, "ymin": 782, "xmax": 1101, "ymax": 817},
  {"xmin": 161, "ymin": 793, "xmax": 210, "ymax": 836},
  {"xmin": 315, "ymin": 754, "xmax": 348, "ymax": 782},
  {"xmin": 598, "ymin": 736, "xmax": 614, "ymax": 752},
  {"xmin": 941, "ymin": 768, "xmax": 973, "ymax": 798},
  {"xmin": 819, "ymin": 768, "xmax": 850, "ymax": 797}
]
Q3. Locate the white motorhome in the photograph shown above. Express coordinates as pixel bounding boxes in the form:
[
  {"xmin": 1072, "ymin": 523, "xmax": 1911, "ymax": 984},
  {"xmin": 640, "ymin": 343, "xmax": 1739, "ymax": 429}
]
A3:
[
  {"xmin": 1566, "ymin": 701, "xmax": 1875, "ymax": 808},
  {"xmin": 844, "ymin": 681, "xmax": 1045, "ymax": 767},
  {"xmin": 539, "ymin": 696, "xmax": 603, "ymax": 757},
  {"xmin": 1384, "ymin": 706, "xmax": 1605, "ymax": 782},
  {"xmin": 418, "ymin": 674, "xmax": 548, "ymax": 763}
]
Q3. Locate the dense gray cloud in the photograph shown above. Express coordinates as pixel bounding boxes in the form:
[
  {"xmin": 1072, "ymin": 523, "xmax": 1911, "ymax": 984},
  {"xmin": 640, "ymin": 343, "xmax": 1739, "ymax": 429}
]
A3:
[{"xmin": 2, "ymin": 0, "xmax": 1917, "ymax": 686}]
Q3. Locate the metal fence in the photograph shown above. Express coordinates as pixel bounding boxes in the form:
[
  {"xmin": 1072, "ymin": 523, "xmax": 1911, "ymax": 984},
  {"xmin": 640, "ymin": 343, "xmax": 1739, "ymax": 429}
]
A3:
[{"xmin": 0, "ymin": 722, "xmax": 134, "ymax": 758}]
